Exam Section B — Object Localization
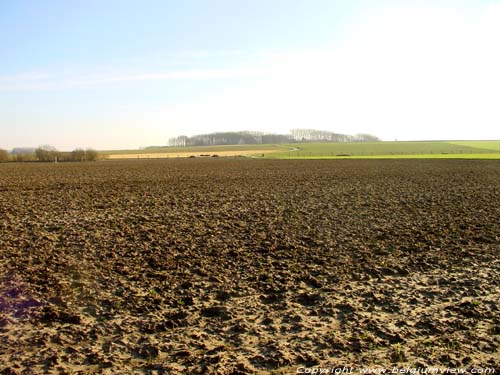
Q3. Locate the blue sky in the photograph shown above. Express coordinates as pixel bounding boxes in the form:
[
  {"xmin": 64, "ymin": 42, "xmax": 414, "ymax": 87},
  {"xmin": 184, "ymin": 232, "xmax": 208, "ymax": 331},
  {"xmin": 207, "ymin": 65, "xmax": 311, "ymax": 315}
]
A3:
[{"xmin": 1, "ymin": 0, "xmax": 499, "ymax": 150}]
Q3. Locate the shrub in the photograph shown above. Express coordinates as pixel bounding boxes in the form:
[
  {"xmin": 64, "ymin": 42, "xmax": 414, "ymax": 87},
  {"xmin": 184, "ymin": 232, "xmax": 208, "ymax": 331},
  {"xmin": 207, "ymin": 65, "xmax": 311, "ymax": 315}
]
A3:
[
  {"xmin": 85, "ymin": 149, "xmax": 98, "ymax": 161},
  {"xmin": 0, "ymin": 149, "xmax": 9, "ymax": 162},
  {"xmin": 13, "ymin": 153, "xmax": 36, "ymax": 162}
]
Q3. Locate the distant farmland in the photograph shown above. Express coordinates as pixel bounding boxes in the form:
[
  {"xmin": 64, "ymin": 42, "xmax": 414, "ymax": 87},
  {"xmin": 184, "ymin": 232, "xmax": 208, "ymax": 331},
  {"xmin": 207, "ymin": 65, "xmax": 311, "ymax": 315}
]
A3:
[
  {"xmin": 101, "ymin": 144, "xmax": 285, "ymax": 159},
  {"xmin": 264, "ymin": 140, "xmax": 500, "ymax": 159},
  {"xmin": 101, "ymin": 141, "xmax": 500, "ymax": 160}
]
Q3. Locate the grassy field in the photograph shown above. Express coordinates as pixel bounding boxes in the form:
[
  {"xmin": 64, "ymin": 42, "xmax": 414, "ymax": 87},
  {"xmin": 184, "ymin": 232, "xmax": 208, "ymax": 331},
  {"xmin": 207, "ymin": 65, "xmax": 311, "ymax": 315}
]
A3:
[
  {"xmin": 448, "ymin": 140, "xmax": 500, "ymax": 152},
  {"xmin": 100, "ymin": 141, "xmax": 500, "ymax": 160},
  {"xmin": 262, "ymin": 140, "xmax": 500, "ymax": 159},
  {"xmin": 277, "ymin": 153, "xmax": 500, "ymax": 159}
]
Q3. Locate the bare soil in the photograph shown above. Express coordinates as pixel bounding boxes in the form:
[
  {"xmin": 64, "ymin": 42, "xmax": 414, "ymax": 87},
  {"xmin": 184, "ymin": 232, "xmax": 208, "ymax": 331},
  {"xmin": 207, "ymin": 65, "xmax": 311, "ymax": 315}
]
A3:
[{"xmin": 0, "ymin": 159, "xmax": 499, "ymax": 374}]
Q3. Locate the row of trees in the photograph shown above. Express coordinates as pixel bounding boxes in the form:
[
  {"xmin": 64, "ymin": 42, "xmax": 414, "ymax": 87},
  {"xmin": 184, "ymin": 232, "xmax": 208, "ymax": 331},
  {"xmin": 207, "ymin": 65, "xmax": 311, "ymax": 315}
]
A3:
[
  {"xmin": 290, "ymin": 129, "xmax": 380, "ymax": 143},
  {"xmin": 168, "ymin": 131, "xmax": 294, "ymax": 147},
  {"xmin": 168, "ymin": 129, "xmax": 380, "ymax": 147},
  {"xmin": 0, "ymin": 146, "xmax": 98, "ymax": 163}
]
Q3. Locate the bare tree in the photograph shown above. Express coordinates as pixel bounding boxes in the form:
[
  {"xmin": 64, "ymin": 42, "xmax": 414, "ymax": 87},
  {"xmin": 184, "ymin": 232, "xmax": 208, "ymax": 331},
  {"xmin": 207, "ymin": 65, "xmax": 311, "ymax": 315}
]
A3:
[
  {"xmin": 35, "ymin": 145, "xmax": 60, "ymax": 162},
  {"xmin": 354, "ymin": 133, "xmax": 381, "ymax": 142},
  {"xmin": 68, "ymin": 148, "xmax": 98, "ymax": 161},
  {"xmin": 71, "ymin": 148, "xmax": 86, "ymax": 161}
]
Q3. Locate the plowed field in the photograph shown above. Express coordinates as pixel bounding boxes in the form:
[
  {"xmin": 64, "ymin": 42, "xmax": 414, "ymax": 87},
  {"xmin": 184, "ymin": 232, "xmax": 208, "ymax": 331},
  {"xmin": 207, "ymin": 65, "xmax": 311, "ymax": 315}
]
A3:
[{"xmin": 1, "ymin": 159, "xmax": 499, "ymax": 374}]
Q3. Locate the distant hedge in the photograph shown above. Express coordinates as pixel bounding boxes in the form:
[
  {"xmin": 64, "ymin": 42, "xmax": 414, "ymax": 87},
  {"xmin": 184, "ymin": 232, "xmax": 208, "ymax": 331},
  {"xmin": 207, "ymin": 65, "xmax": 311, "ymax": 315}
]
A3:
[
  {"xmin": 0, "ymin": 147, "xmax": 99, "ymax": 163},
  {"xmin": 35, "ymin": 147, "xmax": 98, "ymax": 162},
  {"xmin": 0, "ymin": 149, "xmax": 9, "ymax": 162}
]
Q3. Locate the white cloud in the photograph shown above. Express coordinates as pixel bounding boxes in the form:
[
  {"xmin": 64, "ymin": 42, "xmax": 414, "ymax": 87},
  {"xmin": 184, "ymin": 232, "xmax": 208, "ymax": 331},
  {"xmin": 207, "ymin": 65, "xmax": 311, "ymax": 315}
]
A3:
[
  {"xmin": 65, "ymin": 67, "xmax": 271, "ymax": 86},
  {"xmin": 0, "ymin": 72, "xmax": 52, "ymax": 90},
  {"xmin": 0, "ymin": 66, "xmax": 272, "ymax": 90}
]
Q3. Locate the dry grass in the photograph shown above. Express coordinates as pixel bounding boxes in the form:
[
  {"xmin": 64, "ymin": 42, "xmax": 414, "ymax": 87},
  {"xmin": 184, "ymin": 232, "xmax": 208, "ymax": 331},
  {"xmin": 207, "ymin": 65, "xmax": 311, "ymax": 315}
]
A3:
[{"xmin": 106, "ymin": 149, "xmax": 278, "ymax": 159}]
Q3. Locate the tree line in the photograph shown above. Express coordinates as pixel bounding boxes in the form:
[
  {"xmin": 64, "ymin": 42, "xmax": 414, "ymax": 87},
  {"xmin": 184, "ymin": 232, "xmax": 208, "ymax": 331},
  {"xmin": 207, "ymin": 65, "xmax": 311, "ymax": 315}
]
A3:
[
  {"xmin": 168, "ymin": 129, "xmax": 380, "ymax": 147},
  {"xmin": 0, "ymin": 146, "xmax": 98, "ymax": 163}
]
